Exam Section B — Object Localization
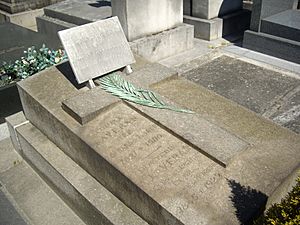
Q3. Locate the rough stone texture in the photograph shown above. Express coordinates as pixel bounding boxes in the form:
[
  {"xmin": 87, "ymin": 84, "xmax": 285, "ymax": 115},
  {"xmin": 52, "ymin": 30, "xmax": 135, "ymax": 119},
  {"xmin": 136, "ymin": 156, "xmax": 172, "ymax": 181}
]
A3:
[
  {"xmin": 191, "ymin": 0, "xmax": 243, "ymax": 19},
  {"xmin": 261, "ymin": 10, "xmax": 300, "ymax": 42},
  {"xmin": 111, "ymin": 0, "xmax": 183, "ymax": 41},
  {"xmin": 16, "ymin": 122, "xmax": 149, "ymax": 225},
  {"xmin": 58, "ymin": 17, "xmax": 135, "ymax": 84},
  {"xmin": 250, "ymin": 0, "xmax": 298, "ymax": 32},
  {"xmin": 0, "ymin": 0, "xmax": 63, "ymax": 14},
  {"xmin": 0, "ymin": 8, "xmax": 43, "ymax": 30},
  {"xmin": 266, "ymin": 166, "xmax": 300, "ymax": 209},
  {"xmin": 0, "ymin": 146, "xmax": 85, "ymax": 225},
  {"xmin": 130, "ymin": 24, "xmax": 194, "ymax": 62},
  {"xmin": 5, "ymin": 111, "xmax": 27, "ymax": 155},
  {"xmin": 183, "ymin": 55, "xmax": 300, "ymax": 115},
  {"xmin": 0, "ymin": 137, "xmax": 22, "ymax": 174},
  {"xmin": 16, "ymin": 64, "xmax": 300, "ymax": 225},
  {"xmin": 243, "ymin": 30, "xmax": 300, "ymax": 64}
]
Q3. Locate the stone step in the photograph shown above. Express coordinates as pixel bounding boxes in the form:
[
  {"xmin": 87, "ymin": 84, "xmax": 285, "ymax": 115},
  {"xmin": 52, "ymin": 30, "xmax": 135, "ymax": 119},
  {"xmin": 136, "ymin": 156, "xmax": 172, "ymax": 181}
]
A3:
[
  {"xmin": 243, "ymin": 30, "xmax": 300, "ymax": 64},
  {"xmin": 0, "ymin": 139, "xmax": 86, "ymax": 225},
  {"xmin": 44, "ymin": 7, "xmax": 93, "ymax": 26},
  {"xmin": 261, "ymin": 9, "xmax": 300, "ymax": 42},
  {"xmin": 15, "ymin": 121, "xmax": 149, "ymax": 225}
]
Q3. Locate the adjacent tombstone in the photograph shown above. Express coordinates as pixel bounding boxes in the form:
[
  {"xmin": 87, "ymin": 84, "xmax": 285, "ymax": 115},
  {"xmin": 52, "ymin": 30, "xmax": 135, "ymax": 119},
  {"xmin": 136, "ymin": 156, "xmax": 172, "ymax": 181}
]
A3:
[
  {"xmin": 243, "ymin": 0, "xmax": 300, "ymax": 63},
  {"xmin": 183, "ymin": 0, "xmax": 251, "ymax": 40},
  {"xmin": 0, "ymin": 0, "xmax": 63, "ymax": 29},
  {"xmin": 58, "ymin": 17, "xmax": 135, "ymax": 85},
  {"xmin": 111, "ymin": 0, "xmax": 194, "ymax": 61}
]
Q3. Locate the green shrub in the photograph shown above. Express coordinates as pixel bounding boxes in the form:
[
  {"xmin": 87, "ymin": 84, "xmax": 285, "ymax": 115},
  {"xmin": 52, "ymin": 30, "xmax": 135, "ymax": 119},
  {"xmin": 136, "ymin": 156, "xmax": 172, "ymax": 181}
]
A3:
[
  {"xmin": 254, "ymin": 175, "xmax": 300, "ymax": 225},
  {"xmin": 0, "ymin": 45, "xmax": 67, "ymax": 88}
]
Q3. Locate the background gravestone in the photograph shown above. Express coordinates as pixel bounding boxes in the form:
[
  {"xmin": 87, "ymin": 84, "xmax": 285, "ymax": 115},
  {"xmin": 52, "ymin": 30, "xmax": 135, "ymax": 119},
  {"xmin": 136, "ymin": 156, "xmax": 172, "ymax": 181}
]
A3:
[
  {"xmin": 58, "ymin": 17, "xmax": 135, "ymax": 84},
  {"xmin": 243, "ymin": 0, "xmax": 300, "ymax": 63}
]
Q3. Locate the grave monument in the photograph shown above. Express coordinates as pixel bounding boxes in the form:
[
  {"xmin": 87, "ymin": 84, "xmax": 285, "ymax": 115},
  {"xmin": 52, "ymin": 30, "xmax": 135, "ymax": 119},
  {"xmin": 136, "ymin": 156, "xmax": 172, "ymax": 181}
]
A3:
[
  {"xmin": 37, "ymin": 0, "xmax": 194, "ymax": 62},
  {"xmin": 183, "ymin": 0, "xmax": 251, "ymax": 40},
  {"xmin": 243, "ymin": 0, "xmax": 300, "ymax": 63},
  {"xmin": 6, "ymin": 16, "xmax": 300, "ymax": 225},
  {"xmin": 0, "ymin": 0, "xmax": 63, "ymax": 29}
]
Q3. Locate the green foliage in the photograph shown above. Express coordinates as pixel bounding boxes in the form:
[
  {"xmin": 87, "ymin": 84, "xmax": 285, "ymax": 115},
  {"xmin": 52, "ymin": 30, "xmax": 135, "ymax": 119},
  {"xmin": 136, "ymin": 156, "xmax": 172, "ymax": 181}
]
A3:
[
  {"xmin": 254, "ymin": 175, "xmax": 300, "ymax": 225},
  {"xmin": 0, "ymin": 44, "xmax": 67, "ymax": 88},
  {"xmin": 99, "ymin": 73, "xmax": 194, "ymax": 113}
]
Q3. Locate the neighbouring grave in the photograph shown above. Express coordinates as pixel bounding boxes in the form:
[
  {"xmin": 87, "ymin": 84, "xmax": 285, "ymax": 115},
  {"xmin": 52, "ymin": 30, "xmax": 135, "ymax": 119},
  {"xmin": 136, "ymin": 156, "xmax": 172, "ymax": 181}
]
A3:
[
  {"xmin": 8, "ymin": 16, "xmax": 300, "ymax": 225},
  {"xmin": 183, "ymin": 0, "xmax": 251, "ymax": 40},
  {"xmin": 243, "ymin": 0, "xmax": 300, "ymax": 63},
  {"xmin": 37, "ymin": 0, "xmax": 194, "ymax": 62},
  {"xmin": 0, "ymin": 0, "xmax": 63, "ymax": 30}
]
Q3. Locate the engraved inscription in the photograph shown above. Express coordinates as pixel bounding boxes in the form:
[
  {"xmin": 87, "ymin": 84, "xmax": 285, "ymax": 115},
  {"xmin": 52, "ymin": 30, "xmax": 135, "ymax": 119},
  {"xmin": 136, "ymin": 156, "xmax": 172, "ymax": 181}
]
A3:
[{"xmin": 86, "ymin": 104, "xmax": 225, "ymax": 219}]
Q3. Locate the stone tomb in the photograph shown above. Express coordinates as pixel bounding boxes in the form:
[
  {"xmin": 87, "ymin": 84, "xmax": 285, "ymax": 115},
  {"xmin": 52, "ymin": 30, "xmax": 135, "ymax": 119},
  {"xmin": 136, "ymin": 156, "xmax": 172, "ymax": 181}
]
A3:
[
  {"xmin": 14, "ymin": 54, "xmax": 300, "ymax": 225},
  {"xmin": 58, "ymin": 17, "xmax": 135, "ymax": 84},
  {"xmin": 11, "ymin": 15, "xmax": 300, "ymax": 225},
  {"xmin": 243, "ymin": 0, "xmax": 300, "ymax": 63}
]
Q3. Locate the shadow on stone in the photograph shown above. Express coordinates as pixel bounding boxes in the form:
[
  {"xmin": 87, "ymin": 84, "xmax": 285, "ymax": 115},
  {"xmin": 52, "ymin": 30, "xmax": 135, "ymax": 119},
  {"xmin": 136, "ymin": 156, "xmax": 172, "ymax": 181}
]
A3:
[
  {"xmin": 0, "ymin": 84, "xmax": 22, "ymax": 124},
  {"xmin": 89, "ymin": 0, "xmax": 111, "ymax": 8},
  {"xmin": 228, "ymin": 179, "xmax": 268, "ymax": 225},
  {"xmin": 56, "ymin": 62, "xmax": 86, "ymax": 90}
]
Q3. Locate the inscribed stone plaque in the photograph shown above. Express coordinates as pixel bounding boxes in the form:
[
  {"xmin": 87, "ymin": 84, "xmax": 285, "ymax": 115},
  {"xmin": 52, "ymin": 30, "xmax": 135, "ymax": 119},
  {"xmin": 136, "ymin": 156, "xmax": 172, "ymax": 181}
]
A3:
[{"xmin": 58, "ymin": 16, "xmax": 135, "ymax": 84}]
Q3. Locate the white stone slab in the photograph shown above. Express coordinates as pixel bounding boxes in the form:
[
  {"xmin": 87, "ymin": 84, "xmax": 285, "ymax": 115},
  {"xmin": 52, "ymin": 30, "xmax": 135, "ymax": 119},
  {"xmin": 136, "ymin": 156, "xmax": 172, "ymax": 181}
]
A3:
[{"xmin": 58, "ymin": 17, "xmax": 135, "ymax": 84}]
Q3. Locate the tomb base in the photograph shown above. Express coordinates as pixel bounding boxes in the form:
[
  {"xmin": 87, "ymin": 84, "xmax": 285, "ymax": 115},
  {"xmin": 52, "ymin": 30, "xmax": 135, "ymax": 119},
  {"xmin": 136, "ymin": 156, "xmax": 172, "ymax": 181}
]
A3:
[{"xmin": 184, "ymin": 9, "xmax": 251, "ymax": 40}]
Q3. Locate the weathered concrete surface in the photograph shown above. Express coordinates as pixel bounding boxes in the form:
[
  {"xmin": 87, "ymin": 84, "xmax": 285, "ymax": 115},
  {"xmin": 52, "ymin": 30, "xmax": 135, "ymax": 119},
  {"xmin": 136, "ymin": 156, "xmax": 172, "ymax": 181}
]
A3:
[
  {"xmin": 0, "ymin": 138, "xmax": 85, "ymax": 225},
  {"xmin": 17, "ymin": 63, "xmax": 300, "ymax": 225},
  {"xmin": 16, "ymin": 122, "xmax": 149, "ymax": 225},
  {"xmin": 111, "ymin": 0, "xmax": 183, "ymax": 41},
  {"xmin": 129, "ymin": 24, "xmax": 194, "ymax": 62}
]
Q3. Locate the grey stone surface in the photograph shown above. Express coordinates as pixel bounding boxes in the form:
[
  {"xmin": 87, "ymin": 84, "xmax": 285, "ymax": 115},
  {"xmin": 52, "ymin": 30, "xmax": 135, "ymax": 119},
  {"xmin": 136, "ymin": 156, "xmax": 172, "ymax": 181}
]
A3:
[
  {"xmin": 58, "ymin": 17, "xmax": 135, "ymax": 84},
  {"xmin": 17, "ymin": 62, "xmax": 300, "ymax": 225},
  {"xmin": 183, "ymin": 55, "xmax": 300, "ymax": 115},
  {"xmin": 223, "ymin": 45, "xmax": 300, "ymax": 76},
  {"xmin": 266, "ymin": 166, "xmax": 300, "ymax": 209},
  {"xmin": 0, "ymin": 0, "xmax": 63, "ymax": 14},
  {"xmin": 191, "ymin": 0, "xmax": 243, "ymax": 19},
  {"xmin": 16, "ymin": 122, "xmax": 149, "ymax": 225},
  {"xmin": 126, "ymin": 98, "xmax": 249, "ymax": 167},
  {"xmin": 0, "ymin": 22, "xmax": 61, "ymax": 62},
  {"xmin": 5, "ymin": 111, "xmax": 27, "ymax": 155},
  {"xmin": 111, "ymin": 0, "xmax": 183, "ymax": 41},
  {"xmin": 250, "ymin": 0, "xmax": 298, "ymax": 31},
  {"xmin": 0, "ymin": 187, "xmax": 28, "ymax": 225},
  {"xmin": 183, "ymin": 8, "xmax": 250, "ymax": 40},
  {"xmin": 0, "ymin": 8, "xmax": 43, "ymax": 30},
  {"xmin": 261, "ymin": 9, "xmax": 300, "ymax": 42},
  {"xmin": 130, "ymin": 24, "xmax": 194, "ymax": 62},
  {"xmin": 0, "ymin": 138, "xmax": 85, "ymax": 225},
  {"xmin": 0, "ymin": 84, "xmax": 22, "ymax": 125},
  {"xmin": 0, "ymin": 123, "xmax": 9, "ymax": 141},
  {"xmin": 184, "ymin": 15, "xmax": 223, "ymax": 40},
  {"xmin": 243, "ymin": 30, "xmax": 300, "ymax": 64}
]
